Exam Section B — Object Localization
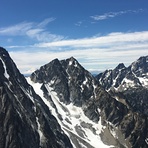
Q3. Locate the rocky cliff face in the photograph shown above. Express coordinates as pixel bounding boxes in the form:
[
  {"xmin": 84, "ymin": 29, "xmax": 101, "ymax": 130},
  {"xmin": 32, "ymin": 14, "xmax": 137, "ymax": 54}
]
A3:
[
  {"xmin": 30, "ymin": 56, "xmax": 148, "ymax": 148},
  {"xmin": 0, "ymin": 47, "xmax": 72, "ymax": 148}
]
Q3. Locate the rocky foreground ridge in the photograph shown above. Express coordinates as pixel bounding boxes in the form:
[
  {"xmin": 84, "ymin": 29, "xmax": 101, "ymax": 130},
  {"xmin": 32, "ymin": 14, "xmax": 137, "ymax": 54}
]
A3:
[
  {"xmin": 0, "ymin": 47, "xmax": 72, "ymax": 148},
  {"xmin": 0, "ymin": 47, "xmax": 148, "ymax": 148}
]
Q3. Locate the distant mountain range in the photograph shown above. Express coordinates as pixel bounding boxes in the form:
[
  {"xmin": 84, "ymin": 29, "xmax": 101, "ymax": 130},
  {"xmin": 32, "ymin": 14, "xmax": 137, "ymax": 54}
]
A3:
[
  {"xmin": 96, "ymin": 56, "xmax": 148, "ymax": 115},
  {"xmin": 0, "ymin": 47, "xmax": 148, "ymax": 148},
  {"xmin": 96, "ymin": 56, "xmax": 148, "ymax": 91}
]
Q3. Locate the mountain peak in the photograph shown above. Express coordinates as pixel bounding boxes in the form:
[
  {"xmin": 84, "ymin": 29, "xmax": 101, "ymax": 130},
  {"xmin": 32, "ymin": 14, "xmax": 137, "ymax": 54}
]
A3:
[
  {"xmin": 69, "ymin": 56, "xmax": 76, "ymax": 61},
  {"xmin": 62, "ymin": 56, "xmax": 80, "ymax": 67},
  {"xmin": 115, "ymin": 63, "xmax": 126, "ymax": 70},
  {"xmin": 132, "ymin": 55, "xmax": 148, "ymax": 64},
  {"xmin": 138, "ymin": 55, "xmax": 148, "ymax": 62},
  {"xmin": 31, "ymin": 56, "xmax": 94, "ymax": 105},
  {"xmin": 0, "ymin": 46, "xmax": 9, "ymax": 56},
  {"xmin": 0, "ymin": 47, "xmax": 15, "ymax": 80},
  {"xmin": 130, "ymin": 55, "xmax": 148, "ymax": 77}
]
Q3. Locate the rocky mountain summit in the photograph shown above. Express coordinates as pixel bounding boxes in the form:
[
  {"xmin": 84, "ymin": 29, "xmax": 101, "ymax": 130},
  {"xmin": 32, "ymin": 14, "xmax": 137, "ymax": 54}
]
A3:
[{"xmin": 0, "ymin": 47, "xmax": 148, "ymax": 148}]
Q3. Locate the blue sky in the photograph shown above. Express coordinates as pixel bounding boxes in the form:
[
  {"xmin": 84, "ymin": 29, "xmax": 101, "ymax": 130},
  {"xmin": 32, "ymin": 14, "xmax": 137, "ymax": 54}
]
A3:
[{"xmin": 0, "ymin": 0, "xmax": 148, "ymax": 74}]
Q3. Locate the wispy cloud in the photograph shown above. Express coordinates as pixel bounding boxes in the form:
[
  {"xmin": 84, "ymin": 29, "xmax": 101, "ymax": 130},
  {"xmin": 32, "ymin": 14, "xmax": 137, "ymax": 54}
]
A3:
[
  {"xmin": 0, "ymin": 22, "xmax": 33, "ymax": 36},
  {"xmin": 75, "ymin": 21, "xmax": 83, "ymax": 26},
  {"xmin": 90, "ymin": 9, "xmax": 144, "ymax": 21},
  {"xmin": 8, "ymin": 31, "xmax": 148, "ymax": 74},
  {"xmin": 0, "ymin": 18, "xmax": 64, "ymax": 42},
  {"xmin": 37, "ymin": 18, "xmax": 56, "ymax": 28},
  {"xmin": 34, "ymin": 31, "xmax": 148, "ymax": 48}
]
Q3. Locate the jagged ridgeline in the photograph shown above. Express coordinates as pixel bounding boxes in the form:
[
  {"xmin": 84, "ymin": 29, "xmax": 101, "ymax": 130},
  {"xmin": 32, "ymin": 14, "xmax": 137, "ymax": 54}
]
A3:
[{"xmin": 0, "ymin": 47, "xmax": 148, "ymax": 148}]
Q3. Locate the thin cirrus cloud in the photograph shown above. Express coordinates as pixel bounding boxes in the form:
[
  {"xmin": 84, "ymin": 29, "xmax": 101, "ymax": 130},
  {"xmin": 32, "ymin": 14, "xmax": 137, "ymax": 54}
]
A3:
[
  {"xmin": 0, "ymin": 18, "xmax": 64, "ymax": 42},
  {"xmin": 75, "ymin": 21, "xmax": 83, "ymax": 26},
  {"xmin": 0, "ymin": 22, "xmax": 33, "ymax": 36},
  {"xmin": 90, "ymin": 9, "xmax": 144, "ymax": 21},
  {"xmin": 35, "ymin": 31, "xmax": 148, "ymax": 49}
]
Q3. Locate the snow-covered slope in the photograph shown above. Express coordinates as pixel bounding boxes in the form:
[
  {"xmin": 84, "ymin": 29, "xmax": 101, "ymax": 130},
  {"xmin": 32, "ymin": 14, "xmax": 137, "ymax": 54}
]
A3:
[{"xmin": 27, "ymin": 77, "xmax": 111, "ymax": 148}]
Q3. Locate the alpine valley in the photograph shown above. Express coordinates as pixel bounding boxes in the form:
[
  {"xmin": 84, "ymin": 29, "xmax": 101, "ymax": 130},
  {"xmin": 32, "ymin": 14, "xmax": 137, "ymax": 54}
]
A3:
[{"xmin": 0, "ymin": 47, "xmax": 148, "ymax": 148}]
